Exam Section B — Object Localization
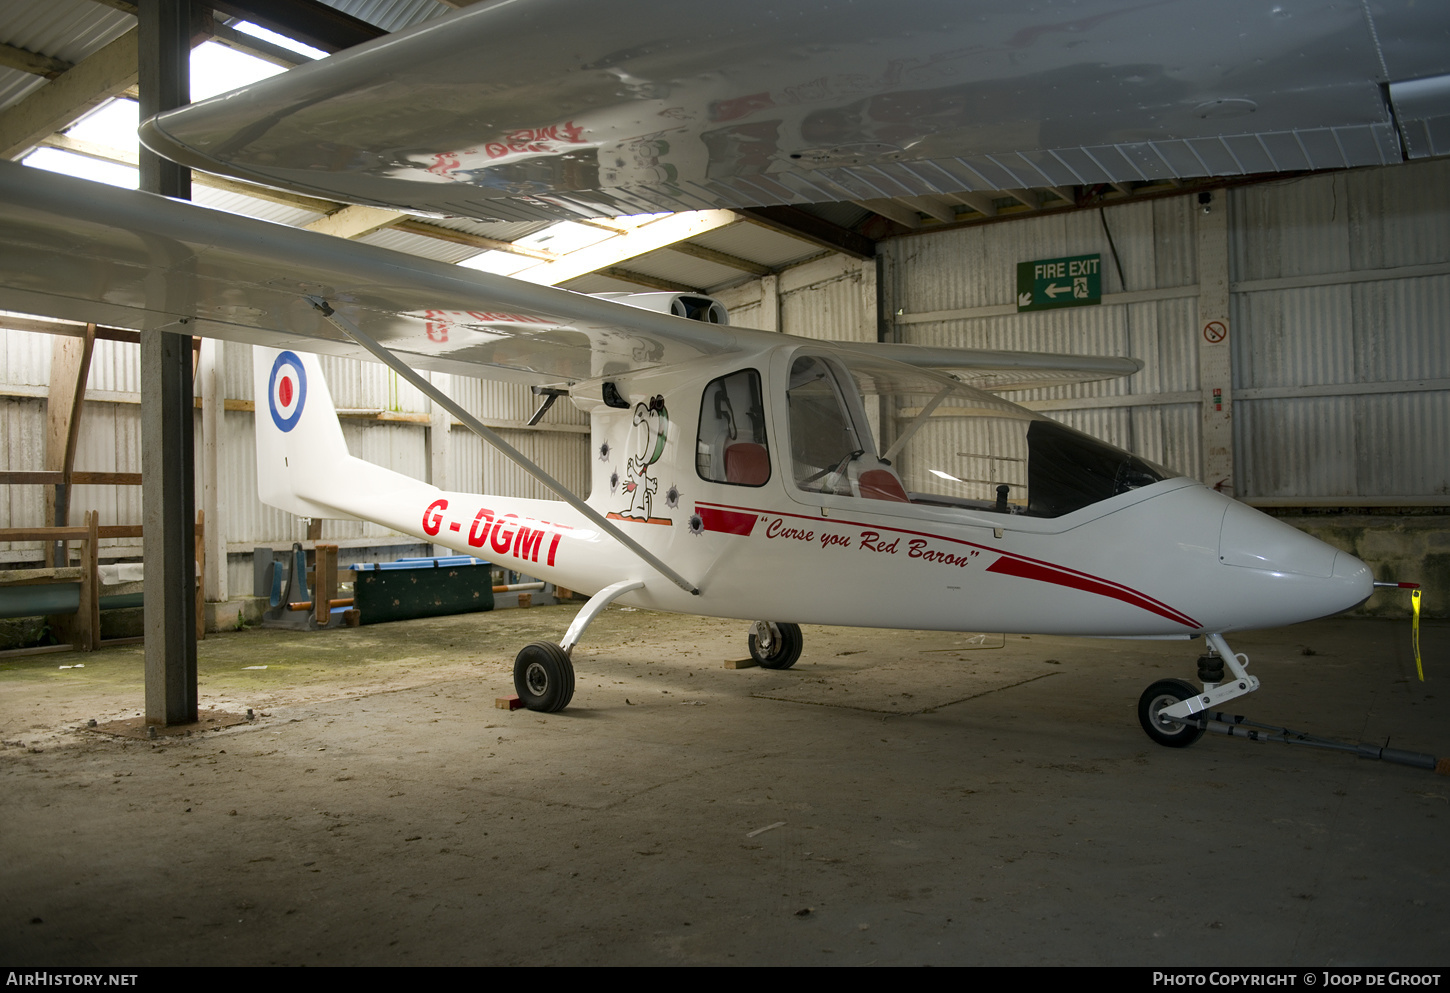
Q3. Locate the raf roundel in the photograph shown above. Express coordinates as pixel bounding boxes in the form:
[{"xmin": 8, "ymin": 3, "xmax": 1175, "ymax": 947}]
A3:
[{"xmin": 268, "ymin": 351, "xmax": 308, "ymax": 432}]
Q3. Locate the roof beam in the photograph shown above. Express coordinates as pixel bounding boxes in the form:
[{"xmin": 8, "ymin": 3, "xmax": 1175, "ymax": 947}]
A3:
[
  {"xmin": 191, "ymin": 171, "xmax": 335, "ymax": 213},
  {"xmin": 208, "ymin": 19, "xmax": 313, "ymax": 69},
  {"xmin": 0, "ymin": 29, "xmax": 138, "ymax": 160},
  {"xmin": 206, "ymin": 0, "xmax": 385, "ymax": 54},
  {"xmin": 665, "ymin": 241, "xmax": 773, "ymax": 277},
  {"xmin": 0, "ymin": 42, "xmax": 74, "ymax": 80},
  {"xmin": 736, "ymin": 206, "xmax": 876, "ymax": 260},
  {"xmin": 304, "ymin": 204, "xmax": 402, "ymax": 239},
  {"xmin": 1000, "ymin": 188, "xmax": 1043, "ymax": 210},
  {"xmin": 392, "ymin": 219, "xmax": 558, "ymax": 261},
  {"xmin": 900, "ymin": 195, "xmax": 959, "ymax": 224},
  {"xmin": 946, "ymin": 191, "xmax": 998, "ymax": 217},
  {"xmin": 38, "ymin": 130, "xmax": 346, "ymax": 213},
  {"xmin": 584, "ymin": 268, "xmax": 703, "ymax": 293},
  {"xmin": 509, "ymin": 209, "xmax": 741, "ymax": 286},
  {"xmin": 855, "ymin": 198, "xmax": 922, "ymax": 229}
]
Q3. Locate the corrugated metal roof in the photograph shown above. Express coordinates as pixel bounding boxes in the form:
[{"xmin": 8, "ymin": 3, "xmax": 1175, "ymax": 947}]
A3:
[
  {"xmin": 359, "ymin": 225, "xmax": 486, "ymax": 263},
  {"xmin": 0, "ymin": 68, "xmax": 45, "ymax": 118},
  {"xmin": 419, "ymin": 213, "xmax": 555, "ymax": 245},
  {"xmin": 322, "ymin": 0, "xmax": 453, "ymax": 33},
  {"xmin": 0, "ymin": 0, "xmax": 134, "ymax": 67},
  {"xmin": 0, "ymin": 0, "xmax": 136, "ymax": 118},
  {"xmin": 192, "ymin": 186, "xmax": 326, "ymax": 227}
]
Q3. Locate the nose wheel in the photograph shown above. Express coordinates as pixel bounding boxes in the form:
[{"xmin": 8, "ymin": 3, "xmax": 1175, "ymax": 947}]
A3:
[{"xmin": 1138, "ymin": 678, "xmax": 1207, "ymax": 748}]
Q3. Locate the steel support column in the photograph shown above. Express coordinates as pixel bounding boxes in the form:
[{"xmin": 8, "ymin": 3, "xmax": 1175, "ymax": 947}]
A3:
[{"xmin": 139, "ymin": 0, "xmax": 197, "ymax": 726}]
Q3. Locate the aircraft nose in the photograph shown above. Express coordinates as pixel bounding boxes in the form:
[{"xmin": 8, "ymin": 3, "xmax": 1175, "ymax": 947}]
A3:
[
  {"xmin": 1217, "ymin": 500, "xmax": 1373, "ymax": 620},
  {"xmin": 1219, "ymin": 500, "xmax": 1337, "ymax": 577},
  {"xmin": 1331, "ymin": 548, "xmax": 1375, "ymax": 587}
]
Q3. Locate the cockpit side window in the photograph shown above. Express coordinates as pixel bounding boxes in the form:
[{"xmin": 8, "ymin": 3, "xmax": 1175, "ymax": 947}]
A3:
[
  {"xmin": 696, "ymin": 369, "xmax": 770, "ymax": 486},
  {"xmin": 786, "ymin": 356, "xmax": 910, "ymax": 502},
  {"xmin": 786, "ymin": 357, "xmax": 860, "ymax": 492}
]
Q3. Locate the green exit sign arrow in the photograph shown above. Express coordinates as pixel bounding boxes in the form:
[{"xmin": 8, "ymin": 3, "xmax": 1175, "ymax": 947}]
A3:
[{"xmin": 1016, "ymin": 254, "xmax": 1102, "ymax": 312}]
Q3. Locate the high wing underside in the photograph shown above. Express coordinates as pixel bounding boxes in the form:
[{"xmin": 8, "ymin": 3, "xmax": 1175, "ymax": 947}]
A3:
[
  {"xmin": 0, "ymin": 162, "xmax": 746, "ymax": 386},
  {"xmin": 0, "ymin": 163, "xmax": 1139, "ymax": 390},
  {"xmin": 137, "ymin": 0, "xmax": 1450, "ymax": 223}
]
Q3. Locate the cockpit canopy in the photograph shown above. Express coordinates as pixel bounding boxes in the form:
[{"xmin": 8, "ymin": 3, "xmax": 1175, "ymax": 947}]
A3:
[{"xmin": 780, "ymin": 351, "xmax": 1176, "ymax": 519}]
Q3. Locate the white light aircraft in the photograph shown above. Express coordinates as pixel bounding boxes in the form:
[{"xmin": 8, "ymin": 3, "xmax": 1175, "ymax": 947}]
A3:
[
  {"xmin": 0, "ymin": 161, "xmax": 1375, "ymax": 745},
  {"xmin": 7, "ymin": 0, "xmax": 1439, "ymax": 745}
]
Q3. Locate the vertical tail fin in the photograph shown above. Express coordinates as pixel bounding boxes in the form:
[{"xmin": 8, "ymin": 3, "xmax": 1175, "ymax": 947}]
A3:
[{"xmin": 253, "ymin": 347, "xmax": 354, "ymax": 520}]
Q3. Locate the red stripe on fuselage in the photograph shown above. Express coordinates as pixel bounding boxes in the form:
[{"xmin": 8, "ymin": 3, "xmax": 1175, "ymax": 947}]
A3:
[
  {"xmin": 697, "ymin": 505, "xmax": 758, "ymax": 536},
  {"xmin": 695, "ymin": 500, "xmax": 1199, "ymax": 629},
  {"xmin": 983, "ymin": 555, "xmax": 1199, "ymax": 628}
]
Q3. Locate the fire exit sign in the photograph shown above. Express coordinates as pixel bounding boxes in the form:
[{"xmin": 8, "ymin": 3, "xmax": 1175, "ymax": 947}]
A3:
[{"xmin": 1016, "ymin": 254, "xmax": 1102, "ymax": 312}]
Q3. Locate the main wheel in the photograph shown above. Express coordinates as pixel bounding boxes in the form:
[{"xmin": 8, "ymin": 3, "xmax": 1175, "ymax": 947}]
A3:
[
  {"xmin": 748, "ymin": 621, "xmax": 803, "ymax": 670},
  {"xmin": 1137, "ymin": 678, "xmax": 1206, "ymax": 748},
  {"xmin": 514, "ymin": 641, "xmax": 575, "ymax": 712}
]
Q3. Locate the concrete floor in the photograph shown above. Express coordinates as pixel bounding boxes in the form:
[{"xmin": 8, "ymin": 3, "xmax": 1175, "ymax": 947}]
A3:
[{"xmin": 1, "ymin": 606, "xmax": 1446, "ymax": 966}]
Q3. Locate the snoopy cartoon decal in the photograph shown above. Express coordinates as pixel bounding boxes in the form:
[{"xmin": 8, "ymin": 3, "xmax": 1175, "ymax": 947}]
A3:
[{"xmin": 614, "ymin": 395, "xmax": 671, "ymax": 525}]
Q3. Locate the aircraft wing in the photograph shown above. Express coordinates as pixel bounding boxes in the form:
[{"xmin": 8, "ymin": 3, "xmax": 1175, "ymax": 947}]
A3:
[
  {"xmin": 137, "ymin": 0, "xmax": 1450, "ymax": 223},
  {"xmin": 0, "ymin": 162, "xmax": 1138, "ymax": 390},
  {"xmin": 845, "ymin": 343, "xmax": 1141, "ymax": 392},
  {"xmin": 0, "ymin": 162, "xmax": 755, "ymax": 386}
]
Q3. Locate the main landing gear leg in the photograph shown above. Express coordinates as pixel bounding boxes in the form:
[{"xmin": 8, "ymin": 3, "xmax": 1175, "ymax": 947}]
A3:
[
  {"xmin": 1138, "ymin": 633, "xmax": 1260, "ymax": 748},
  {"xmin": 512, "ymin": 579, "xmax": 644, "ymax": 713}
]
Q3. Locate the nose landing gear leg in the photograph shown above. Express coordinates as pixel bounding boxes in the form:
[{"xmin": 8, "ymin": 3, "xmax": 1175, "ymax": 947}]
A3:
[{"xmin": 1138, "ymin": 633, "xmax": 1259, "ymax": 748}]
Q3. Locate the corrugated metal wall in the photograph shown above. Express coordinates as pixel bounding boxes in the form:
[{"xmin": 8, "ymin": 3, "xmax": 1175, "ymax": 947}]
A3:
[
  {"xmin": 883, "ymin": 196, "xmax": 1205, "ymax": 480},
  {"xmin": 0, "ymin": 327, "xmax": 148, "ymax": 558},
  {"xmin": 715, "ymin": 254, "xmax": 877, "ymax": 343},
  {"xmin": 1229, "ymin": 159, "xmax": 1450, "ymax": 501},
  {"xmin": 720, "ymin": 159, "xmax": 1448, "ymax": 504}
]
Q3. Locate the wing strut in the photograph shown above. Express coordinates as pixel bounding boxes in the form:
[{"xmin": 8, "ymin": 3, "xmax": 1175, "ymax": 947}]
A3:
[{"xmin": 305, "ymin": 296, "xmax": 701, "ymax": 597}]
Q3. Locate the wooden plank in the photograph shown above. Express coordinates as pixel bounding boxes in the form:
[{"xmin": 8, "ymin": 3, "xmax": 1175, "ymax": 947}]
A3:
[
  {"xmin": 97, "ymin": 525, "xmax": 143, "ymax": 539},
  {"xmin": 0, "ymin": 471, "xmax": 141, "ymax": 486},
  {"xmin": 46, "ymin": 323, "xmax": 96, "ymax": 565},
  {"xmin": 313, "ymin": 542, "xmax": 336, "ymax": 626},
  {"xmin": 0, "ymin": 527, "xmax": 89, "ymax": 542},
  {"xmin": 0, "ymin": 471, "xmax": 64, "ymax": 485},
  {"xmin": 0, "ymin": 567, "xmax": 85, "ymax": 586},
  {"xmin": 0, "ymin": 41, "xmax": 74, "ymax": 79},
  {"xmin": 0, "ymin": 29, "xmax": 139, "ymax": 159},
  {"xmin": 77, "ymin": 511, "xmax": 99, "ymax": 650},
  {"xmin": 0, "ymin": 644, "xmax": 76, "ymax": 659},
  {"xmin": 72, "ymin": 471, "xmax": 142, "ymax": 486}
]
